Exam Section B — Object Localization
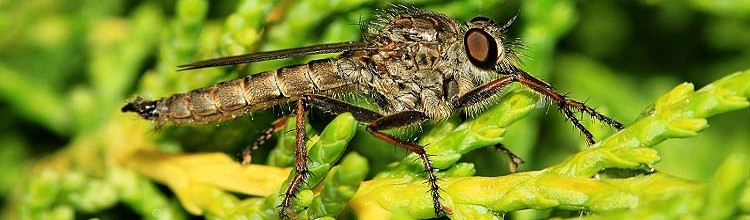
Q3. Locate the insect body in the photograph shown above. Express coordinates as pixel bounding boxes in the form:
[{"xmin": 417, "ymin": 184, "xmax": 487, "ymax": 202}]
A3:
[
  {"xmin": 123, "ymin": 57, "xmax": 364, "ymax": 126},
  {"xmin": 123, "ymin": 6, "xmax": 623, "ymax": 219}
]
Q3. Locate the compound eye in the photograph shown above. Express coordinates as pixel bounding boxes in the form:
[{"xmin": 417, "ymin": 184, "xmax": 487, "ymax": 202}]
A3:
[{"xmin": 464, "ymin": 28, "xmax": 498, "ymax": 69}]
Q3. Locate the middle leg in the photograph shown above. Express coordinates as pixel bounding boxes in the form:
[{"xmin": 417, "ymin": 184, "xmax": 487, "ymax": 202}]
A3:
[
  {"xmin": 365, "ymin": 111, "xmax": 449, "ymax": 216},
  {"xmin": 299, "ymin": 94, "xmax": 449, "ymax": 217}
]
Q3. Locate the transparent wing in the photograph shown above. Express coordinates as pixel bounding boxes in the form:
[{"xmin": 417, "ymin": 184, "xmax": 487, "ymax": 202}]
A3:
[{"xmin": 177, "ymin": 41, "xmax": 373, "ymax": 71}]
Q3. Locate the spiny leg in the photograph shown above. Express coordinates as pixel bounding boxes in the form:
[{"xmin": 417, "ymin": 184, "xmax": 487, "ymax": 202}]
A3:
[
  {"xmin": 566, "ymin": 99, "xmax": 624, "ymax": 130},
  {"xmin": 366, "ymin": 111, "xmax": 449, "ymax": 216},
  {"xmin": 279, "ymin": 100, "xmax": 310, "ymax": 219},
  {"xmin": 509, "ymin": 67, "xmax": 625, "ymax": 132},
  {"xmin": 454, "ymin": 67, "xmax": 624, "ymax": 146},
  {"xmin": 513, "ymin": 75, "xmax": 594, "ymax": 145},
  {"xmin": 301, "ymin": 94, "xmax": 449, "ymax": 217},
  {"xmin": 239, "ymin": 116, "xmax": 289, "ymax": 165},
  {"xmin": 510, "ymin": 67, "xmax": 624, "ymax": 131},
  {"xmin": 277, "ymin": 94, "xmax": 383, "ymax": 219},
  {"xmin": 555, "ymin": 98, "xmax": 596, "ymax": 145}
]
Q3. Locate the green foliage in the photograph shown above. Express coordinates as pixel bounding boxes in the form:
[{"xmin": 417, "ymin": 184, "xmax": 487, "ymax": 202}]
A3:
[{"xmin": 1, "ymin": 1, "xmax": 748, "ymax": 220}]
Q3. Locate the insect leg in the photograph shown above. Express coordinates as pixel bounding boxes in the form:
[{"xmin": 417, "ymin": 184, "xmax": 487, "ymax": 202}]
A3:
[
  {"xmin": 454, "ymin": 68, "xmax": 623, "ymax": 146},
  {"xmin": 511, "ymin": 72, "xmax": 599, "ymax": 145},
  {"xmin": 511, "ymin": 68, "xmax": 624, "ymax": 131},
  {"xmin": 565, "ymin": 99, "xmax": 624, "ymax": 130},
  {"xmin": 299, "ymin": 94, "xmax": 448, "ymax": 217},
  {"xmin": 495, "ymin": 143, "xmax": 524, "ymax": 173},
  {"xmin": 453, "ymin": 75, "xmax": 516, "ymax": 107},
  {"xmin": 278, "ymin": 94, "xmax": 383, "ymax": 219},
  {"xmin": 304, "ymin": 94, "xmax": 383, "ymax": 122},
  {"xmin": 279, "ymin": 100, "xmax": 310, "ymax": 219},
  {"xmin": 238, "ymin": 116, "xmax": 289, "ymax": 165},
  {"xmin": 452, "ymin": 77, "xmax": 525, "ymax": 173},
  {"xmin": 366, "ymin": 111, "xmax": 449, "ymax": 217}
]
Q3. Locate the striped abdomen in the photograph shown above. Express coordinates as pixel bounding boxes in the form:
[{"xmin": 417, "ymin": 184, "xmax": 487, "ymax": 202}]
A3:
[{"xmin": 124, "ymin": 58, "xmax": 363, "ymax": 125}]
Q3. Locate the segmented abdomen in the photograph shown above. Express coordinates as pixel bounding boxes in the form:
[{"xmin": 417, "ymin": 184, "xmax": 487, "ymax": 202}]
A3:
[{"xmin": 153, "ymin": 58, "xmax": 360, "ymax": 125}]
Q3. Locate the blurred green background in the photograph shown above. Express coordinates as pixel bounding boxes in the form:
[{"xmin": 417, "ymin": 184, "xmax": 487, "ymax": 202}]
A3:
[{"xmin": 0, "ymin": 0, "xmax": 748, "ymax": 219}]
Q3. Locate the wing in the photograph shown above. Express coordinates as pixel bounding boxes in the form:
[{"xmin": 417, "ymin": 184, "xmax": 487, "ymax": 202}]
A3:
[{"xmin": 177, "ymin": 41, "xmax": 373, "ymax": 71}]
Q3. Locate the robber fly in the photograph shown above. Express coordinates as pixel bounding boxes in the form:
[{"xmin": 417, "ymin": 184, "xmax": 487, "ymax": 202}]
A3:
[{"xmin": 123, "ymin": 5, "xmax": 624, "ymax": 218}]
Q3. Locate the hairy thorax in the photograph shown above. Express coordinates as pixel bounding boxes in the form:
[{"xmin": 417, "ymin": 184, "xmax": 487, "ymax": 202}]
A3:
[{"xmin": 355, "ymin": 10, "xmax": 466, "ymax": 120}]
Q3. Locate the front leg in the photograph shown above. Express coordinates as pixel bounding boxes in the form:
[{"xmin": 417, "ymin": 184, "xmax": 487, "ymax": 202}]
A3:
[
  {"xmin": 512, "ymin": 68, "xmax": 624, "ymax": 130},
  {"xmin": 454, "ymin": 67, "xmax": 624, "ymax": 146}
]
